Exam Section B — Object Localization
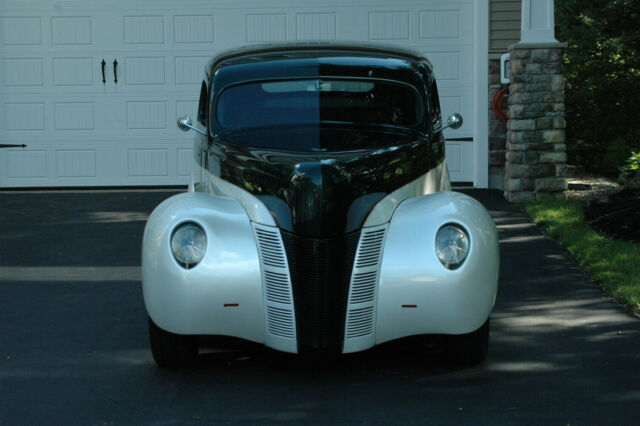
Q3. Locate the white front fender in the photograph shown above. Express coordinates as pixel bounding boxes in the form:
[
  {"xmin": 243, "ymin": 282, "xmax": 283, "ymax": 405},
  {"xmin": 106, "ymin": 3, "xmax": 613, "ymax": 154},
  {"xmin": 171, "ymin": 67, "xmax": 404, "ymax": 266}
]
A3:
[
  {"xmin": 375, "ymin": 191, "xmax": 499, "ymax": 344},
  {"xmin": 142, "ymin": 192, "xmax": 265, "ymax": 343}
]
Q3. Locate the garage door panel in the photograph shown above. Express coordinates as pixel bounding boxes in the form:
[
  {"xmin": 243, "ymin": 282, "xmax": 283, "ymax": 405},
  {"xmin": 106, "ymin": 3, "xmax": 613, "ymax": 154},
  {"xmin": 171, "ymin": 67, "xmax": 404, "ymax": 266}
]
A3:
[
  {"xmin": 6, "ymin": 150, "xmax": 48, "ymax": 179},
  {"xmin": 2, "ymin": 58, "xmax": 45, "ymax": 87},
  {"xmin": 56, "ymin": 150, "xmax": 98, "ymax": 178},
  {"xmin": 296, "ymin": 13, "xmax": 337, "ymax": 40},
  {"xmin": 1, "ymin": 17, "xmax": 43, "ymax": 46},
  {"xmin": 2, "ymin": 54, "xmax": 206, "ymax": 95},
  {"xmin": 368, "ymin": 11, "xmax": 411, "ymax": 41},
  {"xmin": 0, "ymin": 142, "xmax": 191, "ymax": 187},
  {"xmin": 176, "ymin": 101, "xmax": 198, "ymax": 120},
  {"xmin": 1, "ymin": 96, "xmax": 195, "ymax": 140},
  {"xmin": 212, "ymin": 11, "xmax": 245, "ymax": 47},
  {"xmin": 174, "ymin": 15, "xmax": 216, "ymax": 44},
  {"xmin": 54, "ymin": 102, "xmax": 96, "ymax": 131},
  {"xmin": 445, "ymin": 142, "xmax": 474, "ymax": 182},
  {"xmin": 421, "ymin": 45, "xmax": 473, "ymax": 87},
  {"xmin": 53, "ymin": 58, "xmax": 95, "ymax": 87},
  {"xmin": 2, "ymin": 55, "xmax": 110, "ymax": 94},
  {"xmin": 1, "ymin": 12, "xmax": 112, "ymax": 51},
  {"xmin": 3, "ymin": 102, "xmax": 46, "ymax": 131},
  {"xmin": 1, "ymin": 0, "xmax": 478, "ymax": 187},
  {"xmin": 177, "ymin": 148, "xmax": 194, "ymax": 177},
  {"xmin": 125, "ymin": 102, "xmax": 168, "ymax": 130},
  {"xmin": 246, "ymin": 14, "xmax": 288, "ymax": 42},
  {"xmin": 441, "ymin": 85, "xmax": 474, "ymax": 182},
  {"xmin": 418, "ymin": 2, "xmax": 474, "ymax": 43},
  {"xmin": 420, "ymin": 10, "xmax": 461, "ymax": 40},
  {"xmin": 175, "ymin": 56, "xmax": 210, "ymax": 85},
  {"xmin": 127, "ymin": 148, "xmax": 169, "ymax": 177},
  {"xmin": 440, "ymin": 87, "xmax": 474, "ymax": 132},
  {"xmin": 52, "ymin": 16, "xmax": 94, "ymax": 46},
  {"xmin": 123, "ymin": 57, "xmax": 166, "ymax": 86},
  {"xmin": 124, "ymin": 16, "xmax": 166, "ymax": 45}
]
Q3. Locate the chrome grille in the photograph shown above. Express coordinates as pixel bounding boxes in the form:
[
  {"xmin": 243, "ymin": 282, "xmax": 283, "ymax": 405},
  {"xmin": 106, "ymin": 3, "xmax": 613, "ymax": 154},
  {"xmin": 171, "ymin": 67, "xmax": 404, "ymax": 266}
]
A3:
[
  {"xmin": 253, "ymin": 224, "xmax": 297, "ymax": 348},
  {"xmin": 349, "ymin": 271, "xmax": 377, "ymax": 304},
  {"xmin": 255, "ymin": 228, "xmax": 287, "ymax": 268},
  {"xmin": 344, "ymin": 224, "xmax": 388, "ymax": 350},
  {"xmin": 355, "ymin": 228, "xmax": 386, "ymax": 268},
  {"xmin": 266, "ymin": 306, "xmax": 296, "ymax": 338},
  {"xmin": 281, "ymin": 230, "xmax": 360, "ymax": 353},
  {"xmin": 264, "ymin": 270, "xmax": 291, "ymax": 304},
  {"xmin": 346, "ymin": 306, "xmax": 375, "ymax": 338}
]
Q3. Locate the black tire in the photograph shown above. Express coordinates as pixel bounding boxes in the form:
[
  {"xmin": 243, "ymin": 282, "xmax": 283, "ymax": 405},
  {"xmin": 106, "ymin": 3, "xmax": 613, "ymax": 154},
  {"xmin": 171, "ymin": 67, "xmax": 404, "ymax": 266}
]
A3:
[
  {"xmin": 443, "ymin": 318, "xmax": 490, "ymax": 366},
  {"xmin": 148, "ymin": 317, "xmax": 199, "ymax": 367}
]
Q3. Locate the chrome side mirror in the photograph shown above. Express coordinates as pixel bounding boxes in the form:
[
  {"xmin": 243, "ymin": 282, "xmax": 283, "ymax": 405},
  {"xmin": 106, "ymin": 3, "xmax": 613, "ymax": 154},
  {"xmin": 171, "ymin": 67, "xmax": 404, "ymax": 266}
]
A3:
[
  {"xmin": 177, "ymin": 116, "xmax": 207, "ymax": 136},
  {"xmin": 433, "ymin": 113, "xmax": 463, "ymax": 134}
]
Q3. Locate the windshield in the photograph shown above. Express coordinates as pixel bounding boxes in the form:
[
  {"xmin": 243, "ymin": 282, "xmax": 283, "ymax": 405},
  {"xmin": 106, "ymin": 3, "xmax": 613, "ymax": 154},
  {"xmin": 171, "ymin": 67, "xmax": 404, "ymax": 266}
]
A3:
[{"xmin": 214, "ymin": 79, "xmax": 421, "ymax": 130}]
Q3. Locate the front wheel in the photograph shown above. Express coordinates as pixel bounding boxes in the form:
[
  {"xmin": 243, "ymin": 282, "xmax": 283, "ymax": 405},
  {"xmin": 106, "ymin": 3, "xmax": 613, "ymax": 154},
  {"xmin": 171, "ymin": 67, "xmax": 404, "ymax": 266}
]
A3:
[
  {"xmin": 443, "ymin": 318, "xmax": 490, "ymax": 366},
  {"xmin": 149, "ymin": 317, "xmax": 199, "ymax": 367}
]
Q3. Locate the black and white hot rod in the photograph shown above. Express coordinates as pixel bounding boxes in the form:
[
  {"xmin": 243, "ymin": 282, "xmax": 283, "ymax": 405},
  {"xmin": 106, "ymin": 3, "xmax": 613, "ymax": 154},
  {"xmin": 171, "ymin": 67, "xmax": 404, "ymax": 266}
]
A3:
[{"xmin": 142, "ymin": 43, "xmax": 499, "ymax": 366}]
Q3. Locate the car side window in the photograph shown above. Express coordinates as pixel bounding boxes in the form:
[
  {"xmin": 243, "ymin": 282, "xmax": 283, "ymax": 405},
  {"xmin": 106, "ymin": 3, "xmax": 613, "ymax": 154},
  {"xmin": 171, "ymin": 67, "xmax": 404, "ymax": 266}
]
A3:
[
  {"xmin": 429, "ymin": 80, "xmax": 442, "ymax": 129},
  {"xmin": 197, "ymin": 80, "xmax": 209, "ymax": 126}
]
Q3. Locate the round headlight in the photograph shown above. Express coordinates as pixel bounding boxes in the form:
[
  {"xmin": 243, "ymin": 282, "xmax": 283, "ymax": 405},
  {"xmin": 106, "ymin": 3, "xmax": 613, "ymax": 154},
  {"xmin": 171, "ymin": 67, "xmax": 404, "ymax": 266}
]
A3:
[
  {"xmin": 170, "ymin": 222, "xmax": 207, "ymax": 269},
  {"xmin": 435, "ymin": 224, "xmax": 470, "ymax": 270}
]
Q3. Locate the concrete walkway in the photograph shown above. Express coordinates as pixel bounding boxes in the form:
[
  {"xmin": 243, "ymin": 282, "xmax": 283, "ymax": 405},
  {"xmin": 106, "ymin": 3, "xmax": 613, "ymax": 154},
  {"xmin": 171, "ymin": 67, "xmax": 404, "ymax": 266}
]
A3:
[{"xmin": 0, "ymin": 189, "xmax": 638, "ymax": 425}]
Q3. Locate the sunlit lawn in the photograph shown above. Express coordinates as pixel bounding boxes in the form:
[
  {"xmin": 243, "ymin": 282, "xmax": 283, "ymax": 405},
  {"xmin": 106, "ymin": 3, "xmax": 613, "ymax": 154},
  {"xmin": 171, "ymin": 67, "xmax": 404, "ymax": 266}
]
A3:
[{"xmin": 524, "ymin": 200, "xmax": 640, "ymax": 315}]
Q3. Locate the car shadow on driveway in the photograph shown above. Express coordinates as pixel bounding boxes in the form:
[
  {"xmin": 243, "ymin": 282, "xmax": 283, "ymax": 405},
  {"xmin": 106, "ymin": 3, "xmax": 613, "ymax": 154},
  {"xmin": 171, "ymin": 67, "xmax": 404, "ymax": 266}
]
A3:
[{"xmin": 1, "ymin": 189, "xmax": 639, "ymax": 425}]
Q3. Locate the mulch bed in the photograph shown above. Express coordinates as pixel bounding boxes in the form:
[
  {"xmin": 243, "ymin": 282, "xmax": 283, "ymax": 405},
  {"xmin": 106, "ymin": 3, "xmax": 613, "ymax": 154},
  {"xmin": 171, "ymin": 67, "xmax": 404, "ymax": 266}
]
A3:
[{"xmin": 585, "ymin": 189, "xmax": 640, "ymax": 243}]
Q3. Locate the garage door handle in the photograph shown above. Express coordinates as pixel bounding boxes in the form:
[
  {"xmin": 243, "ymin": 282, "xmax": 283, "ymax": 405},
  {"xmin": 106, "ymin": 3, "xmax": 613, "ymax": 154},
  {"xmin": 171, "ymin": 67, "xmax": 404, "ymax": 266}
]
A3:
[
  {"xmin": 101, "ymin": 59, "xmax": 106, "ymax": 84},
  {"xmin": 113, "ymin": 60, "xmax": 118, "ymax": 84},
  {"xmin": 445, "ymin": 137, "xmax": 474, "ymax": 142},
  {"xmin": 0, "ymin": 144, "xmax": 27, "ymax": 148}
]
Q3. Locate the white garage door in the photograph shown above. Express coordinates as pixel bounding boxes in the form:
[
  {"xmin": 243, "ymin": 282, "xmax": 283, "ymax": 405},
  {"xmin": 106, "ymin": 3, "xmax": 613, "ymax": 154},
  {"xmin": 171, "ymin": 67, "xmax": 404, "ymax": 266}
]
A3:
[{"xmin": 0, "ymin": 0, "xmax": 480, "ymax": 188}]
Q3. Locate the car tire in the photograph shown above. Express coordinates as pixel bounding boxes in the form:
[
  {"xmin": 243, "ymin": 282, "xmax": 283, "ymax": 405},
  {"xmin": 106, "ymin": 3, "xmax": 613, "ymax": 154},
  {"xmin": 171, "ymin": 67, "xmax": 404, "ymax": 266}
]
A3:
[
  {"xmin": 443, "ymin": 318, "xmax": 490, "ymax": 366},
  {"xmin": 148, "ymin": 317, "xmax": 199, "ymax": 367}
]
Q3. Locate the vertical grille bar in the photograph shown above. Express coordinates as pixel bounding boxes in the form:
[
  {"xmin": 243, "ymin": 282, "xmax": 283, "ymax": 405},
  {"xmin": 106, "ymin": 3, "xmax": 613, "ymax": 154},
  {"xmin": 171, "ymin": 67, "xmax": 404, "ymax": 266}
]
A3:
[
  {"xmin": 253, "ymin": 224, "xmax": 297, "ymax": 353},
  {"xmin": 282, "ymin": 230, "xmax": 360, "ymax": 354},
  {"xmin": 344, "ymin": 224, "xmax": 388, "ymax": 352}
]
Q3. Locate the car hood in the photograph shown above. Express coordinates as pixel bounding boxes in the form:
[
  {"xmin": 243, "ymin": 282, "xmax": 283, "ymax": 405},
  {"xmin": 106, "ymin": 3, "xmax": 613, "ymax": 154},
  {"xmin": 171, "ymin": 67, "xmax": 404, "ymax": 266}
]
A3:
[{"xmin": 212, "ymin": 127, "xmax": 441, "ymax": 238}]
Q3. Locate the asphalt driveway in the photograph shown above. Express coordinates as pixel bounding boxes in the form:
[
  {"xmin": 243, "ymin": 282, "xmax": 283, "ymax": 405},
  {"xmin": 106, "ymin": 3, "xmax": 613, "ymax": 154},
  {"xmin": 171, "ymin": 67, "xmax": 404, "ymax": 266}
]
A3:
[{"xmin": 1, "ymin": 189, "xmax": 639, "ymax": 425}]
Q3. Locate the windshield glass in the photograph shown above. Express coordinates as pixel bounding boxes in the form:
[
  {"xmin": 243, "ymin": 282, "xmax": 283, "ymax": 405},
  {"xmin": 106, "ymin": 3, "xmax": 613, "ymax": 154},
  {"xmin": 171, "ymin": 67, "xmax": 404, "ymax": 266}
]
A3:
[{"xmin": 214, "ymin": 79, "xmax": 420, "ymax": 130}]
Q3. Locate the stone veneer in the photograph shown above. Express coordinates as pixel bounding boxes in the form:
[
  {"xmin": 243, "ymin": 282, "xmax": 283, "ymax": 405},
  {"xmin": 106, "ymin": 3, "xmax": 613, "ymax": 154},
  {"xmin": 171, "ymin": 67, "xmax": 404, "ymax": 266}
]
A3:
[{"xmin": 504, "ymin": 42, "xmax": 568, "ymax": 203}]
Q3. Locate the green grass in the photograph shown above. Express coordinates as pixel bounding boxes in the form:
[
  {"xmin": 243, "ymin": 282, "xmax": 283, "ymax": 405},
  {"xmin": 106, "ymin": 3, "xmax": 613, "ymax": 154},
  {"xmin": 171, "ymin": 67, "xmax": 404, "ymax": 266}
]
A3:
[{"xmin": 524, "ymin": 200, "xmax": 640, "ymax": 315}]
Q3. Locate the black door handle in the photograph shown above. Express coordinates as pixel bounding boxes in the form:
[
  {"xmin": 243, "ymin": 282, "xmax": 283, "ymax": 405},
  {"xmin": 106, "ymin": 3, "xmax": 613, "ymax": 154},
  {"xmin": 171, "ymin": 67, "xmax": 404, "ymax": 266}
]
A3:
[
  {"xmin": 101, "ymin": 59, "xmax": 106, "ymax": 84},
  {"xmin": 113, "ymin": 59, "xmax": 118, "ymax": 84}
]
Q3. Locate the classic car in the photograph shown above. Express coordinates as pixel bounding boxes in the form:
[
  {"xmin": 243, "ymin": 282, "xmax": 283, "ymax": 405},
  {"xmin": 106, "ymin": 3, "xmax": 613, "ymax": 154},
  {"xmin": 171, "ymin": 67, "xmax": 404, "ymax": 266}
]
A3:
[{"xmin": 142, "ymin": 42, "xmax": 499, "ymax": 367}]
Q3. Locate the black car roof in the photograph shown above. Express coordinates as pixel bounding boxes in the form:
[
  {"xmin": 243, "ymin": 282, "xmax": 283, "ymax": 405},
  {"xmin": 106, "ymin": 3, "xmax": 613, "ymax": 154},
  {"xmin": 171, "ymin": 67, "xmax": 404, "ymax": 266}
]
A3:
[
  {"xmin": 206, "ymin": 42, "xmax": 428, "ymax": 73},
  {"xmin": 205, "ymin": 42, "xmax": 433, "ymax": 91}
]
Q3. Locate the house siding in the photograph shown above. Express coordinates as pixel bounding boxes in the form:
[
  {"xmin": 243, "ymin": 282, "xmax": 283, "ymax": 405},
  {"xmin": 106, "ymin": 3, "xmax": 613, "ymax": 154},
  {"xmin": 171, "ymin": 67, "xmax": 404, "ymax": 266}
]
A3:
[{"xmin": 490, "ymin": 0, "xmax": 521, "ymax": 53}]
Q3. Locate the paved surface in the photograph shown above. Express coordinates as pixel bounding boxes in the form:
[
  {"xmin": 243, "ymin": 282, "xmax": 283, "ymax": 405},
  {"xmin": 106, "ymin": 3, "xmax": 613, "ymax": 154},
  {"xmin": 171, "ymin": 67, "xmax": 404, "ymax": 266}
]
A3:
[{"xmin": 1, "ymin": 189, "xmax": 639, "ymax": 425}]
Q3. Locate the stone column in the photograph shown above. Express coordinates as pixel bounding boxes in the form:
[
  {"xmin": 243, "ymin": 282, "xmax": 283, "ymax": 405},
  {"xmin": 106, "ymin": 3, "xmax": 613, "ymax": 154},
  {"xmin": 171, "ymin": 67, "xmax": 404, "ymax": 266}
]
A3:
[{"xmin": 504, "ymin": 42, "xmax": 568, "ymax": 202}]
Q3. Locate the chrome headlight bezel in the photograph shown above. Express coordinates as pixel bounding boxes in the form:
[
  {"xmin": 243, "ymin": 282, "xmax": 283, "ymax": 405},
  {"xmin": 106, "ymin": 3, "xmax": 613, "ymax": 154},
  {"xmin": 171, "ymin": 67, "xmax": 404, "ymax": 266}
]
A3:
[
  {"xmin": 435, "ymin": 223, "xmax": 470, "ymax": 270},
  {"xmin": 170, "ymin": 221, "xmax": 207, "ymax": 269}
]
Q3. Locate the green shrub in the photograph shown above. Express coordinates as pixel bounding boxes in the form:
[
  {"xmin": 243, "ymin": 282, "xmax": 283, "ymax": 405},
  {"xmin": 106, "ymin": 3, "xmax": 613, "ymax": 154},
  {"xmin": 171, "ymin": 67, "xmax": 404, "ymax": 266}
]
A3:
[
  {"xmin": 557, "ymin": 0, "xmax": 640, "ymax": 174},
  {"xmin": 618, "ymin": 151, "xmax": 640, "ymax": 189}
]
